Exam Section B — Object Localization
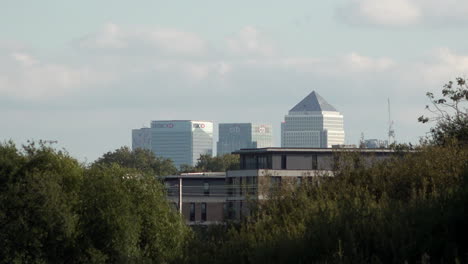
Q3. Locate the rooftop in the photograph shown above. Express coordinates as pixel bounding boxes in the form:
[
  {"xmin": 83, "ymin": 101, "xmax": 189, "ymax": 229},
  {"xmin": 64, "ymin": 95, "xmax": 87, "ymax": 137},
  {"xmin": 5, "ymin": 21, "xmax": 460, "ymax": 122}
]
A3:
[
  {"xmin": 233, "ymin": 147, "xmax": 397, "ymax": 154},
  {"xmin": 290, "ymin": 91, "xmax": 338, "ymax": 112}
]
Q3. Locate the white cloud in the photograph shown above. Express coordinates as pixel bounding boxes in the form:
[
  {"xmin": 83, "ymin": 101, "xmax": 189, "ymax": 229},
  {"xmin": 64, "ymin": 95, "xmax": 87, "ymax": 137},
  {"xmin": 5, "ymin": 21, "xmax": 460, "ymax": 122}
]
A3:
[
  {"xmin": 11, "ymin": 52, "xmax": 39, "ymax": 67},
  {"xmin": 0, "ymin": 51, "xmax": 112, "ymax": 100},
  {"xmin": 76, "ymin": 23, "xmax": 206, "ymax": 56},
  {"xmin": 337, "ymin": 0, "xmax": 468, "ymax": 26},
  {"xmin": 412, "ymin": 48, "xmax": 468, "ymax": 86},
  {"xmin": 226, "ymin": 26, "xmax": 275, "ymax": 57}
]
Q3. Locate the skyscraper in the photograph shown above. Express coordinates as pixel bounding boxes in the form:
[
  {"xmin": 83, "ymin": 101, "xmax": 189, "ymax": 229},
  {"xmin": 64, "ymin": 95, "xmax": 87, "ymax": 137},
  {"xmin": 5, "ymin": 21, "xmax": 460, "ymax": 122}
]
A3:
[
  {"xmin": 132, "ymin": 127, "xmax": 151, "ymax": 151},
  {"xmin": 132, "ymin": 120, "xmax": 213, "ymax": 168},
  {"xmin": 217, "ymin": 123, "xmax": 273, "ymax": 155},
  {"xmin": 281, "ymin": 91, "xmax": 345, "ymax": 148}
]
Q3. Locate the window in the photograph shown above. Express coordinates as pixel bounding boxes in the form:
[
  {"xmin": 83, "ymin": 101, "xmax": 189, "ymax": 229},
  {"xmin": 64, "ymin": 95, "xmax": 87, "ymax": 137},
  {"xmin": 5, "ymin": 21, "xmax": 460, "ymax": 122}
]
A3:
[
  {"xmin": 312, "ymin": 155, "xmax": 318, "ymax": 170},
  {"xmin": 204, "ymin": 182, "xmax": 209, "ymax": 196},
  {"xmin": 281, "ymin": 155, "xmax": 287, "ymax": 169},
  {"xmin": 227, "ymin": 178, "xmax": 233, "ymax": 196},
  {"xmin": 201, "ymin": 203, "xmax": 207, "ymax": 222},
  {"xmin": 190, "ymin": 203, "xmax": 195, "ymax": 221},
  {"xmin": 239, "ymin": 201, "xmax": 243, "ymax": 219},
  {"xmin": 228, "ymin": 202, "xmax": 234, "ymax": 219}
]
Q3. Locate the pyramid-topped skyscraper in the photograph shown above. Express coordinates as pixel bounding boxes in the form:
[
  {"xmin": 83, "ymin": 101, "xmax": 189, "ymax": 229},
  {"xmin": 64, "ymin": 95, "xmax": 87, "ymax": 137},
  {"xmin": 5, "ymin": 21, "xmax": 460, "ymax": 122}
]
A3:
[{"xmin": 281, "ymin": 91, "xmax": 345, "ymax": 148}]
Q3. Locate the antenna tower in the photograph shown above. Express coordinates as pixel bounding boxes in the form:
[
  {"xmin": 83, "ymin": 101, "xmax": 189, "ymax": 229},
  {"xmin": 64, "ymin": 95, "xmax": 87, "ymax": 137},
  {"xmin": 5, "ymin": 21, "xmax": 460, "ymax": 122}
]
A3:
[{"xmin": 387, "ymin": 98, "xmax": 395, "ymax": 145}]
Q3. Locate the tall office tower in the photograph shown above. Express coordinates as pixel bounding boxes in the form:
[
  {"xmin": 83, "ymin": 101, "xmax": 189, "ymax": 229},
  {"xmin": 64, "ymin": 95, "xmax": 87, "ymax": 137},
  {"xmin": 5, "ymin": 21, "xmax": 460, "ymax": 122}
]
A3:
[
  {"xmin": 217, "ymin": 123, "xmax": 273, "ymax": 155},
  {"xmin": 132, "ymin": 120, "xmax": 213, "ymax": 168},
  {"xmin": 132, "ymin": 127, "xmax": 152, "ymax": 151},
  {"xmin": 281, "ymin": 91, "xmax": 345, "ymax": 148}
]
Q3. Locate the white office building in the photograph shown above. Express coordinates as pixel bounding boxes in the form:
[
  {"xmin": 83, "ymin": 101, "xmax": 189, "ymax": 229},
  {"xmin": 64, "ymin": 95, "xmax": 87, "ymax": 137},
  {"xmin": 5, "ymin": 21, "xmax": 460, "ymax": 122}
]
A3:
[
  {"xmin": 132, "ymin": 120, "xmax": 213, "ymax": 168},
  {"xmin": 281, "ymin": 91, "xmax": 345, "ymax": 148},
  {"xmin": 217, "ymin": 123, "xmax": 273, "ymax": 156}
]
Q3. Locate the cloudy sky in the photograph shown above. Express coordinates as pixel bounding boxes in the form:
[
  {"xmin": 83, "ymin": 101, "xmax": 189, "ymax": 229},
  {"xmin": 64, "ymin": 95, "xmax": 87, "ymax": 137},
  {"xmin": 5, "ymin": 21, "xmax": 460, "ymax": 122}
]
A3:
[{"xmin": 1, "ymin": 0, "xmax": 468, "ymax": 162}]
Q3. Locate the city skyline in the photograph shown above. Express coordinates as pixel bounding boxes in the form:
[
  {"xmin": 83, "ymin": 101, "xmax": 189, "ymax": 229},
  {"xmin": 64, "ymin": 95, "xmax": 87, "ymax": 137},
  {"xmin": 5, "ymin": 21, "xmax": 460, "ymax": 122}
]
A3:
[{"xmin": 2, "ymin": 1, "xmax": 468, "ymax": 162}]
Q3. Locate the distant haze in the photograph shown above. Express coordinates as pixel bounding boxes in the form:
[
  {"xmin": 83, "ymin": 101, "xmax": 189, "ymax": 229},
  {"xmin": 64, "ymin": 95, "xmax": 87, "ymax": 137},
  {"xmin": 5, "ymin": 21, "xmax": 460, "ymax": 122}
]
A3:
[{"xmin": 1, "ymin": 0, "xmax": 468, "ymax": 162}]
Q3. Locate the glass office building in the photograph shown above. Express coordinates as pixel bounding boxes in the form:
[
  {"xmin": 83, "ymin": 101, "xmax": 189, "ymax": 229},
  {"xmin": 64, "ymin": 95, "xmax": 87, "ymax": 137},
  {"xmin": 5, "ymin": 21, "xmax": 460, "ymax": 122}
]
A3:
[
  {"xmin": 217, "ymin": 123, "xmax": 273, "ymax": 155},
  {"xmin": 132, "ymin": 120, "xmax": 213, "ymax": 168},
  {"xmin": 132, "ymin": 127, "xmax": 152, "ymax": 151},
  {"xmin": 281, "ymin": 91, "xmax": 345, "ymax": 148}
]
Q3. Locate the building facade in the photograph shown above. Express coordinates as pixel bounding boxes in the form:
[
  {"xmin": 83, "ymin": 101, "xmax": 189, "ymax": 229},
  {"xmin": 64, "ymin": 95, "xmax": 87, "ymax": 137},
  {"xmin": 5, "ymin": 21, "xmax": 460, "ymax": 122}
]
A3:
[
  {"xmin": 131, "ymin": 127, "xmax": 152, "ymax": 151},
  {"xmin": 226, "ymin": 147, "xmax": 396, "ymax": 219},
  {"xmin": 281, "ymin": 91, "xmax": 345, "ymax": 148},
  {"xmin": 163, "ymin": 172, "xmax": 226, "ymax": 225},
  {"xmin": 217, "ymin": 123, "xmax": 273, "ymax": 156},
  {"xmin": 132, "ymin": 120, "xmax": 213, "ymax": 168}
]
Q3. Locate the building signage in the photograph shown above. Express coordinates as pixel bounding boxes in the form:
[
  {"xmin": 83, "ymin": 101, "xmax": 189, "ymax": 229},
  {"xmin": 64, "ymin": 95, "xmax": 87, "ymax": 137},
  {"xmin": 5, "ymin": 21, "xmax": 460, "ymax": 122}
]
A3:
[
  {"xmin": 256, "ymin": 126, "xmax": 269, "ymax": 133},
  {"xmin": 193, "ymin": 123, "xmax": 206, "ymax": 129},
  {"xmin": 154, "ymin": 123, "xmax": 174, "ymax": 128},
  {"xmin": 229, "ymin": 127, "xmax": 241, "ymax": 133}
]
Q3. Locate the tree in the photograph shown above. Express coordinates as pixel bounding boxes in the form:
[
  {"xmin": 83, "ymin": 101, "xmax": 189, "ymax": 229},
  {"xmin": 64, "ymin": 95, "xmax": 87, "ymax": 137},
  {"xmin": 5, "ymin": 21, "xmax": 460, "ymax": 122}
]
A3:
[
  {"xmin": 419, "ymin": 77, "xmax": 468, "ymax": 145},
  {"xmin": 0, "ymin": 141, "xmax": 83, "ymax": 263},
  {"xmin": 0, "ymin": 141, "xmax": 190, "ymax": 263},
  {"xmin": 94, "ymin": 146, "xmax": 177, "ymax": 176},
  {"xmin": 78, "ymin": 165, "xmax": 190, "ymax": 263},
  {"xmin": 180, "ymin": 154, "xmax": 240, "ymax": 173}
]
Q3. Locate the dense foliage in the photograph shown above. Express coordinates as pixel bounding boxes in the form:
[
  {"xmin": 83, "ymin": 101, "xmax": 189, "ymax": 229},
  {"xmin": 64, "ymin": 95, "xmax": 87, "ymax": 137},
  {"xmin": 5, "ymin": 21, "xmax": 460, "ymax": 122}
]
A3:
[
  {"xmin": 179, "ymin": 154, "xmax": 240, "ymax": 173},
  {"xmin": 186, "ymin": 145, "xmax": 468, "ymax": 263},
  {"xmin": 0, "ymin": 141, "xmax": 189, "ymax": 263},
  {"xmin": 95, "ymin": 146, "xmax": 178, "ymax": 176}
]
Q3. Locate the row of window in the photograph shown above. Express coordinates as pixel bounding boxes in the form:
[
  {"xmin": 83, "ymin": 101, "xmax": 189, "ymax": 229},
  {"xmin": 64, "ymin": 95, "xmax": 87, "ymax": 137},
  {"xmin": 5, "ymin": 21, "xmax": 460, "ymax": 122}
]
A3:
[{"xmin": 189, "ymin": 203, "xmax": 207, "ymax": 222}]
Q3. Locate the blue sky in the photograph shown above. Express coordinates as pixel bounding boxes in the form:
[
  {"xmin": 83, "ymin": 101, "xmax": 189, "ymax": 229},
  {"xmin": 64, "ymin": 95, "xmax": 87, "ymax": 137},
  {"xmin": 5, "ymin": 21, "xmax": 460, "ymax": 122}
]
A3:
[{"xmin": 1, "ymin": 0, "xmax": 468, "ymax": 161}]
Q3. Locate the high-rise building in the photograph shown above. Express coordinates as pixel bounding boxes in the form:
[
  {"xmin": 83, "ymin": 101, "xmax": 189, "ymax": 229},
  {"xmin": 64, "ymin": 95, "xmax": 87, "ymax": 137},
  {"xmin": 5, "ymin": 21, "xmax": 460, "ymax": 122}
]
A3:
[
  {"xmin": 217, "ymin": 123, "xmax": 273, "ymax": 155},
  {"xmin": 132, "ymin": 120, "xmax": 213, "ymax": 168},
  {"xmin": 132, "ymin": 127, "xmax": 152, "ymax": 151},
  {"xmin": 281, "ymin": 91, "xmax": 345, "ymax": 148}
]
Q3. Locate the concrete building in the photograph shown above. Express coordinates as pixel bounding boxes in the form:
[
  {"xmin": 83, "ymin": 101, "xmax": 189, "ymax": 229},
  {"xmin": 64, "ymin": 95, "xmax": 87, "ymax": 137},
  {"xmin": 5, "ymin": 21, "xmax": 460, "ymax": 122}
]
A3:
[
  {"xmin": 226, "ymin": 147, "xmax": 397, "ymax": 219},
  {"xmin": 281, "ymin": 91, "xmax": 345, "ymax": 148},
  {"xmin": 217, "ymin": 123, "xmax": 273, "ymax": 156},
  {"xmin": 132, "ymin": 120, "xmax": 213, "ymax": 168},
  {"xmin": 163, "ymin": 172, "xmax": 226, "ymax": 225}
]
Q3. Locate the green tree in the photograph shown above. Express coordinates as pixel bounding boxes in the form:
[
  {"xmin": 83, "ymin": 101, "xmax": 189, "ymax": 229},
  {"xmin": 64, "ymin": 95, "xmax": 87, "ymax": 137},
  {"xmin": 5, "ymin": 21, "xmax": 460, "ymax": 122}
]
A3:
[
  {"xmin": 419, "ymin": 77, "xmax": 468, "ymax": 145},
  {"xmin": 94, "ymin": 146, "xmax": 177, "ymax": 176},
  {"xmin": 0, "ymin": 141, "xmax": 190, "ymax": 263},
  {"xmin": 180, "ymin": 154, "xmax": 240, "ymax": 173},
  {"xmin": 78, "ymin": 165, "xmax": 190, "ymax": 263},
  {"xmin": 0, "ymin": 141, "xmax": 83, "ymax": 263}
]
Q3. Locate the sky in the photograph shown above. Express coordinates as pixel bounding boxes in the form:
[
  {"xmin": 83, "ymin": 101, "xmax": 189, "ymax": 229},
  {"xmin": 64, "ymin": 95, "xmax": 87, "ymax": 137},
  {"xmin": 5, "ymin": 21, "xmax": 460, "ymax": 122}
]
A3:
[{"xmin": 1, "ymin": 0, "xmax": 468, "ymax": 162}]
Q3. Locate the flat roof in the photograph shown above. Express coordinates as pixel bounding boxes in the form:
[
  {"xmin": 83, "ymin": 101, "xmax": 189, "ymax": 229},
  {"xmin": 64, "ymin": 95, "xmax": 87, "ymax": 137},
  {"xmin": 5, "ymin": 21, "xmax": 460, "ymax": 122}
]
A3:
[
  {"xmin": 233, "ymin": 147, "xmax": 397, "ymax": 154},
  {"xmin": 161, "ymin": 172, "xmax": 226, "ymax": 179},
  {"xmin": 151, "ymin": 120, "xmax": 213, "ymax": 123}
]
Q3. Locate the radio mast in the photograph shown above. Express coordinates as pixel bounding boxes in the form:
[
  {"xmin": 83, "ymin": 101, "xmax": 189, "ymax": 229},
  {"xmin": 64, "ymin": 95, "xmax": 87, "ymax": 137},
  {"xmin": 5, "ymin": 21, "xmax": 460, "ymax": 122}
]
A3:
[{"xmin": 388, "ymin": 98, "xmax": 395, "ymax": 145}]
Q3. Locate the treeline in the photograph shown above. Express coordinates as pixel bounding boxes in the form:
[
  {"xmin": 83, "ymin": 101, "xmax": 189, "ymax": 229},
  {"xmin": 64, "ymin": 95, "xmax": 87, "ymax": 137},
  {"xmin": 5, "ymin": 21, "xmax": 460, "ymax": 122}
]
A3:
[
  {"xmin": 96, "ymin": 146, "xmax": 240, "ymax": 174},
  {"xmin": 187, "ymin": 143, "xmax": 468, "ymax": 263},
  {"xmin": 0, "ymin": 141, "xmax": 190, "ymax": 263}
]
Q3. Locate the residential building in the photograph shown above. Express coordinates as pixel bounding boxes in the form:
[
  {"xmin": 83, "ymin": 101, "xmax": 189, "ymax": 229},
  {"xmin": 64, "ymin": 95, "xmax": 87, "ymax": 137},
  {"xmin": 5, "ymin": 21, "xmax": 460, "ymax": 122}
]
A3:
[
  {"xmin": 162, "ymin": 172, "xmax": 226, "ymax": 225},
  {"xmin": 281, "ymin": 91, "xmax": 345, "ymax": 148},
  {"xmin": 226, "ymin": 147, "xmax": 396, "ymax": 219},
  {"xmin": 217, "ymin": 123, "xmax": 273, "ymax": 156}
]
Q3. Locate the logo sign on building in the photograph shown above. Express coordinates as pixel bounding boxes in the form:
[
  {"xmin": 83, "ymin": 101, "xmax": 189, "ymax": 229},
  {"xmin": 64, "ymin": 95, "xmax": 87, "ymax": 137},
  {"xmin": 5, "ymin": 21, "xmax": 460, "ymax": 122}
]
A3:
[
  {"xmin": 192, "ymin": 123, "xmax": 206, "ymax": 129},
  {"xmin": 229, "ymin": 127, "xmax": 241, "ymax": 133},
  {"xmin": 154, "ymin": 123, "xmax": 174, "ymax": 128},
  {"xmin": 256, "ymin": 126, "xmax": 270, "ymax": 134}
]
